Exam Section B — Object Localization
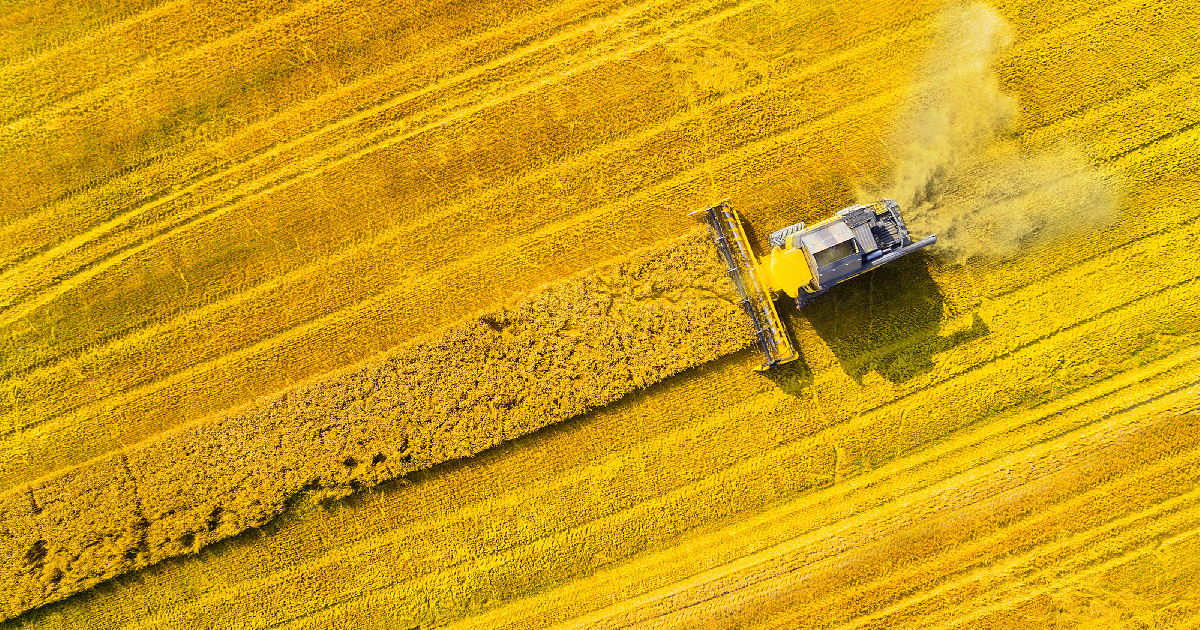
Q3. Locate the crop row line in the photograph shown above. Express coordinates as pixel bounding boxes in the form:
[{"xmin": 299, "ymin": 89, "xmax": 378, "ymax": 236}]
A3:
[
  {"xmin": 0, "ymin": 0, "xmax": 640, "ymax": 245},
  {"xmin": 160, "ymin": 278, "xmax": 1200, "ymax": 628},
  {"xmin": 0, "ymin": 0, "xmax": 176, "ymax": 68},
  {"xmin": 0, "ymin": 0, "xmax": 688, "ymax": 285},
  {"xmin": 566, "ymin": 375, "xmax": 1200, "ymax": 629},
  {"xmin": 0, "ymin": 0, "xmax": 1176, "ymax": 439},
  {"xmin": 0, "ymin": 0, "xmax": 921, "ymax": 391}
]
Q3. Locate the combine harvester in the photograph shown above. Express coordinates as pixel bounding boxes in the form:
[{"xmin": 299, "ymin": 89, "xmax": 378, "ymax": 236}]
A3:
[{"xmin": 693, "ymin": 199, "xmax": 936, "ymax": 370}]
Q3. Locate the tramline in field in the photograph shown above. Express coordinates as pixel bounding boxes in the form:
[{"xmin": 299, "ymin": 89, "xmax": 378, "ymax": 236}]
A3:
[{"xmin": 693, "ymin": 199, "xmax": 936, "ymax": 370}]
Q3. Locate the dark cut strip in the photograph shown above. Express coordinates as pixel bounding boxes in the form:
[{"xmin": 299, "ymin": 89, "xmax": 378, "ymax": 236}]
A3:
[{"xmin": 0, "ymin": 231, "xmax": 750, "ymax": 621}]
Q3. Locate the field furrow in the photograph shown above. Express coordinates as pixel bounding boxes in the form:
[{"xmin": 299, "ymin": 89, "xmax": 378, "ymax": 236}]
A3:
[
  {"xmin": 0, "ymin": 0, "xmax": 658, "ymax": 285},
  {"xmin": 460, "ymin": 366, "xmax": 1200, "ymax": 630},
  {"xmin": 0, "ymin": 0, "xmax": 635, "ymax": 228},
  {"xmin": 0, "ymin": 0, "xmax": 759, "ymax": 334},
  {"xmin": 2, "ymin": 57, "xmax": 1195, "ymax": 495},
  {"xmin": 0, "ymin": 8, "xmax": 933, "ymax": 433},
  {"xmin": 0, "ymin": 0, "xmax": 1141, "ymax": 342},
  {"xmin": 0, "ymin": 0, "xmax": 1132, "ymax": 328},
  {"xmin": 0, "ymin": 0, "xmax": 916, "ymax": 374},
  {"xmin": 0, "ymin": 0, "xmax": 711, "ymax": 293},
  {"xmin": 8, "ymin": 175, "xmax": 1196, "ymax": 625}
]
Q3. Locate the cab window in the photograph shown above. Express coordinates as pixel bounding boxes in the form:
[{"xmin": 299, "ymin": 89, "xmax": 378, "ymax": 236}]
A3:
[{"xmin": 813, "ymin": 240, "xmax": 857, "ymax": 267}]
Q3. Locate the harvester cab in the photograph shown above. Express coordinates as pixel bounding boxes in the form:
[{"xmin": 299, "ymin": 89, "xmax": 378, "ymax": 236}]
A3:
[{"xmin": 692, "ymin": 199, "xmax": 936, "ymax": 370}]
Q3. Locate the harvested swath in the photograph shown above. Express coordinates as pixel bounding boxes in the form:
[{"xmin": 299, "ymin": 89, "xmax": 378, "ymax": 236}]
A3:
[
  {"xmin": 7, "ymin": 0, "xmax": 1154, "ymax": 370},
  {"xmin": 4, "ymin": 0, "xmax": 1200, "ymax": 626},
  {"xmin": 274, "ymin": 272, "xmax": 1200, "ymax": 628},
  {"xmin": 0, "ymin": 0, "xmax": 812, "ymax": 373},
  {"xmin": 15, "ymin": 159, "xmax": 1198, "ymax": 627},
  {"xmin": 2, "ymin": 0, "xmax": 1179, "ymax": 390},
  {"xmin": 13, "ymin": 150, "xmax": 1200, "ymax": 627},
  {"xmin": 4, "ymin": 22, "xmax": 1190, "ymax": 492},
  {"xmin": 0, "ymin": 232, "xmax": 748, "ymax": 621}
]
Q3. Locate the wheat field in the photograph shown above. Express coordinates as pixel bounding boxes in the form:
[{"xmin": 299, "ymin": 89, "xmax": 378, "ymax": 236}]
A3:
[{"xmin": 1, "ymin": 0, "xmax": 1199, "ymax": 626}]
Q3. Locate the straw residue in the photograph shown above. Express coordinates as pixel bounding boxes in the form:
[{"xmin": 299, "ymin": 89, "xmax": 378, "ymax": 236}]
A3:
[{"xmin": 0, "ymin": 231, "xmax": 747, "ymax": 620}]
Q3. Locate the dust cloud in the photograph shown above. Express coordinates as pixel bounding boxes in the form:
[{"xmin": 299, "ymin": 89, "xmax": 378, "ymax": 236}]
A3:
[{"xmin": 868, "ymin": 2, "xmax": 1121, "ymax": 263}]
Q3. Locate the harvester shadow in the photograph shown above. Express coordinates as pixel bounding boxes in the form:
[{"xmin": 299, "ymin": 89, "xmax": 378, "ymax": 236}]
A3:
[
  {"xmin": 739, "ymin": 218, "xmax": 979, "ymax": 388},
  {"xmin": 796, "ymin": 254, "xmax": 989, "ymax": 384}
]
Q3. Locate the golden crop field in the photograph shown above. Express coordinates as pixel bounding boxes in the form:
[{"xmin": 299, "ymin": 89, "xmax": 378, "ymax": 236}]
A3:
[{"xmin": 2, "ymin": 0, "xmax": 1199, "ymax": 626}]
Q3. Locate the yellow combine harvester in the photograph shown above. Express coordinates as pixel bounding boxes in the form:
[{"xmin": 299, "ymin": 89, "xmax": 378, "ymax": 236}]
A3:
[{"xmin": 693, "ymin": 199, "xmax": 936, "ymax": 370}]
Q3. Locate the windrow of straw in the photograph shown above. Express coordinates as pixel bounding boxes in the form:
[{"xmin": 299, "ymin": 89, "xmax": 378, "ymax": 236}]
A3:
[{"xmin": 0, "ymin": 231, "xmax": 747, "ymax": 620}]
